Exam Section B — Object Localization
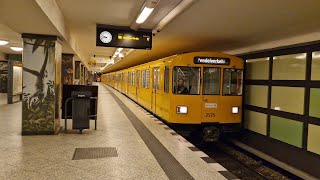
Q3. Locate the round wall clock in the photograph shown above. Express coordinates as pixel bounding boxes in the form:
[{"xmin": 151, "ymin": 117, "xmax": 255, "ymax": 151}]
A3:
[{"xmin": 100, "ymin": 31, "xmax": 112, "ymax": 43}]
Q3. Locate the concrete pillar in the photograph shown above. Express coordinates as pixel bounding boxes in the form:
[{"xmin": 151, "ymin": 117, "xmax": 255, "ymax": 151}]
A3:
[
  {"xmin": 61, "ymin": 53, "xmax": 74, "ymax": 85},
  {"xmin": 21, "ymin": 34, "xmax": 62, "ymax": 135}
]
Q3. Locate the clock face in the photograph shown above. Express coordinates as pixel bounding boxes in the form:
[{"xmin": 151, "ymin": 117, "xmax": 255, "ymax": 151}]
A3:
[{"xmin": 100, "ymin": 31, "xmax": 112, "ymax": 43}]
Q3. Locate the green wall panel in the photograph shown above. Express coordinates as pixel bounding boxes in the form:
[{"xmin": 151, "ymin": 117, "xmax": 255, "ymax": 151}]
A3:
[
  {"xmin": 270, "ymin": 116, "xmax": 303, "ymax": 148},
  {"xmin": 308, "ymin": 124, "xmax": 320, "ymax": 155},
  {"xmin": 271, "ymin": 86, "xmax": 305, "ymax": 114},
  {"xmin": 245, "ymin": 85, "xmax": 268, "ymax": 108},
  {"xmin": 245, "ymin": 58, "xmax": 269, "ymax": 80},
  {"xmin": 273, "ymin": 53, "xmax": 306, "ymax": 80},
  {"xmin": 311, "ymin": 52, "xmax": 320, "ymax": 80},
  {"xmin": 310, "ymin": 88, "xmax": 320, "ymax": 118},
  {"xmin": 244, "ymin": 110, "xmax": 267, "ymax": 135}
]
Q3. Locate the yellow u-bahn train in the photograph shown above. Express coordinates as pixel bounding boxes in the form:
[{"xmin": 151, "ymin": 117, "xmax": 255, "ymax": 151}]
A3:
[{"xmin": 101, "ymin": 52, "xmax": 244, "ymax": 142}]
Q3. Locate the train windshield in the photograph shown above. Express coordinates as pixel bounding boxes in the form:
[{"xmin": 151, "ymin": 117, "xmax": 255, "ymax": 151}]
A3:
[
  {"xmin": 173, "ymin": 66, "xmax": 200, "ymax": 95},
  {"xmin": 203, "ymin": 67, "xmax": 220, "ymax": 95},
  {"xmin": 223, "ymin": 69, "xmax": 243, "ymax": 95}
]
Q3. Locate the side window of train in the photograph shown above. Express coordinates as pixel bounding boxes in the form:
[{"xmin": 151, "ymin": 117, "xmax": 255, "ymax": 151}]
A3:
[
  {"xmin": 129, "ymin": 72, "xmax": 131, "ymax": 84},
  {"xmin": 164, "ymin": 66, "xmax": 169, "ymax": 93},
  {"xmin": 223, "ymin": 69, "xmax": 244, "ymax": 95},
  {"xmin": 142, "ymin": 70, "xmax": 145, "ymax": 88},
  {"xmin": 146, "ymin": 69, "xmax": 150, "ymax": 88},
  {"xmin": 172, "ymin": 66, "xmax": 200, "ymax": 95},
  {"xmin": 136, "ymin": 70, "xmax": 140, "ymax": 87},
  {"xmin": 132, "ymin": 72, "xmax": 135, "ymax": 85},
  {"xmin": 203, "ymin": 67, "xmax": 221, "ymax": 95}
]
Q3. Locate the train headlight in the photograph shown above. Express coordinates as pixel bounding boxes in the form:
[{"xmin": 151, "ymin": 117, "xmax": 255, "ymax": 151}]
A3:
[
  {"xmin": 232, "ymin": 107, "xmax": 239, "ymax": 114},
  {"xmin": 177, "ymin": 106, "xmax": 188, "ymax": 114}
]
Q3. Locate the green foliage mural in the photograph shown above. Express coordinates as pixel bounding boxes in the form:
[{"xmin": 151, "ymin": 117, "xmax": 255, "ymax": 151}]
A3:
[
  {"xmin": 0, "ymin": 61, "xmax": 8, "ymax": 93},
  {"xmin": 62, "ymin": 54, "xmax": 73, "ymax": 85},
  {"xmin": 22, "ymin": 39, "xmax": 56, "ymax": 134}
]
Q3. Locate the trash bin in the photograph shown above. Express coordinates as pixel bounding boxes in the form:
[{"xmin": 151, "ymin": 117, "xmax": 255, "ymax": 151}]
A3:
[
  {"xmin": 64, "ymin": 91, "xmax": 97, "ymax": 133},
  {"xmin": 71, "ymin": 91, "xmax": 92, "ymax": 132}
]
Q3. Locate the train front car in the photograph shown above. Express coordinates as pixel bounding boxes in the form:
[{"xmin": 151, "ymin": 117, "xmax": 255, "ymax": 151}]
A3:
[{"xmin": 169, "ymin": 52, "xmax": 244, "ymax": 142}]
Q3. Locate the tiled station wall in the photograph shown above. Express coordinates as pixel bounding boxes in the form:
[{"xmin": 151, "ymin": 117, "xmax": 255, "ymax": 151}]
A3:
[{"xmin": 241, "ymin": 46, "xmax": 320, "ymax": 156}]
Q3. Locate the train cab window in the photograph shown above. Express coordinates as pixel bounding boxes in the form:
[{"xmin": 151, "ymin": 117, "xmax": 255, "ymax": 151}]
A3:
[
  {"xmin": 164, "ymin": 66, "xmax": 169, "ymax": 93},
  {"xmin": 173, "ymin": 66, "xmax": 200, "ymax": 95},
  {"xmin": 223, "ymin": 69, "xmax": 243, "ymax": 95},
  {"xmin": 203, "ymin": 68, "xmax": 220, "ymax": 95}
]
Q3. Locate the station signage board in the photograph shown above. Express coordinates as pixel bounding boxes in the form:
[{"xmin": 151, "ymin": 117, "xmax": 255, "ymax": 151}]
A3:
[
  {"xmin": 194, "ymin": 57, "xmax": 230, "ymax": 65},
  {"xmin": 96, "ymin": 25, "xmax": 152, "ymax": 50}
]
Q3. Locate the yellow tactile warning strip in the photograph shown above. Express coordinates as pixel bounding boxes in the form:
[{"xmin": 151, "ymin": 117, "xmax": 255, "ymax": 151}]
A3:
[{"xmin": 108, "ymin": 90, "xmax": 195, "ymax": 180}]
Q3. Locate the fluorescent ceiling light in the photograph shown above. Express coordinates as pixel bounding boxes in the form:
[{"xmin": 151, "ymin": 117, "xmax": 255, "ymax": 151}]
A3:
[
  {"xmin": 0, "ymin": 40, "xmax": 8, "ymax": 45},
  {"xmin": 10, "ymin": 46, "xmax": 23, "ymax": 51},
  {"xmin": 136, "ymin": 7, "xmax": 154, "ymax": 24}
]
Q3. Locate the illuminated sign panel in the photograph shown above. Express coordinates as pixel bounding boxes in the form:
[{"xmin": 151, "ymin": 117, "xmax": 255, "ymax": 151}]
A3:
[
  {"xmin": 96, "ymin": 26, "xmax": 152, "ymax": 50},
  {"xmin": 194, "ymin": 57, "xmax": 230, "ymax": 65}
]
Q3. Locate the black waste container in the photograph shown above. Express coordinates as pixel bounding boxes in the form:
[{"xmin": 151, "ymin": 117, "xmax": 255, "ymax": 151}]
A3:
[{"xmin": 71, "ymin": 91, "xmax": 92, "ymax": 132}]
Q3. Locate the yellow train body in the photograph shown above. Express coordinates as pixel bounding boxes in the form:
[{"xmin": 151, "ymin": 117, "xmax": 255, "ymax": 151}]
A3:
[{"xmin": 102, "ymin": 52, "xmax": 244, "ymax": 127}]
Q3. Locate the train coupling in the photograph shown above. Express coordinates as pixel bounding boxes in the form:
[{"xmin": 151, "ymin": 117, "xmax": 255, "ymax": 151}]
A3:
[{"xmin": 203, "ymin": 126, "xmax": 220, "ymax": 142}]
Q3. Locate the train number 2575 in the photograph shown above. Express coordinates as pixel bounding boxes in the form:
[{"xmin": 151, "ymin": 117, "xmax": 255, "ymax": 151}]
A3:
[{"xmin": 206, "ymin": 113, "xmax": 215, "ymax": 117}]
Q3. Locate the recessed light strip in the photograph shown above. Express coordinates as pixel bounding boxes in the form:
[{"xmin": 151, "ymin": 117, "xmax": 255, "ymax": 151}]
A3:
[
  {"xmin": 0, "ymin": 40, "xmax": 9, "ymax": 46},
  {"xmin": 10, "ymin": 46, "xmax": 23, "ymax": 51},
  {"xmin": 136, "ymin": 7, "xmax": 154, "ymax": 24}
]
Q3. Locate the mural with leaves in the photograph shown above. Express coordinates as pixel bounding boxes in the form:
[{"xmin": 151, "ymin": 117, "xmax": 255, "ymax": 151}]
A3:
[
  {"xmin": 80, "ymin": 64, "xmax": 84, "ymax": 85},
  {"xmin": 0, "ymin": 61, "xmax": 8, "ymax": 93},
  {"xmin": 22, "ymin": 38, "xmax": 59, "ymax": 134},
  {"xmin": 62, "ymin": 54, "xmax": 73, "ymax": 85}
]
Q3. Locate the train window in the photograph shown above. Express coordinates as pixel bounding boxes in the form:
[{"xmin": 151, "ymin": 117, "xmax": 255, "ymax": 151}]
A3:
[
  {"xmin": 173, "ymin": 66, "xmax": 200, "ymax": 95},
  {"xmin": 153, "ymin": 68, "xmax": 160, "ymax": 90},
  {"xmin": 130, "ymin": 72, "xmax": 135, "ymax": 85},
  {"xmin": 127, "ymin": 72, "xmax": 129, "ymax": 84},
  {"xmin": 133, "ymin": 72, "xmax": 135, "ymax": 85},
  {"xmin": 136, "ymin": 70, "xmax": 140, "ymax": 86},
  {"xmin": 145, "ymin": 69, "xmax": 150, "ymax": 88},
  {"xmin": 129, "ymin": 72, "xmax": 131, "ymax": 84},
  {"xmin": 164, "ymin": 66, "xmax": 169, "ymax": 93},
  {"xmin": 223, "ymin": 69, "xmax": 243, "ymax": 95},
  {"xmin": 203, "ymin": 68, "xmax": 220, "ymax": 95},
  {"xmin": 142, "ymin": 70, "xmax": 145, "ymax": 88}
]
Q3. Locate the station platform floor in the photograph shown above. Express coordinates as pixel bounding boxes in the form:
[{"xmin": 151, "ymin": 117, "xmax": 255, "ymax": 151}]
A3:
[{"xmin": 0, "ymin": 84, "xmax": 237, "ymax": 180}]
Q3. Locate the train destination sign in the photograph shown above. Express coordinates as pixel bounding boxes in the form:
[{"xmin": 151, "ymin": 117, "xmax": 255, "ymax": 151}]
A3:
[
  {"xmin": 194, "ymin": 57, "xmax": 230, "ymax": 65},
  {"xmin": 96, "ymin": 26, "xmax": 152, "ymax": 50}
]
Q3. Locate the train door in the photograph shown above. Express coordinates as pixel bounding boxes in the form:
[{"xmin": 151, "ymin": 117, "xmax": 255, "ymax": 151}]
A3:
[
  {"xmin": 201, "ymin": 67, "xmax": 221, "ymax": 123},
  {"xmin": 151, "ymin": 67, "xmax": 160, "ymax": 113},
  {"xmin": 136, "ymin": 70, "xmax": 140, "ymax": 101}
]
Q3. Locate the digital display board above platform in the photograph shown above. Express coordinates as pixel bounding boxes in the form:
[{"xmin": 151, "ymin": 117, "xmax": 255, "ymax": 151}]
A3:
[
  {"xmin": 96, "ymin": 26, "xmax": 152, "ymax": 50},
  {"xmin": 194, "ymin": 57, "xmax": 230, "ymax": 65}
]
